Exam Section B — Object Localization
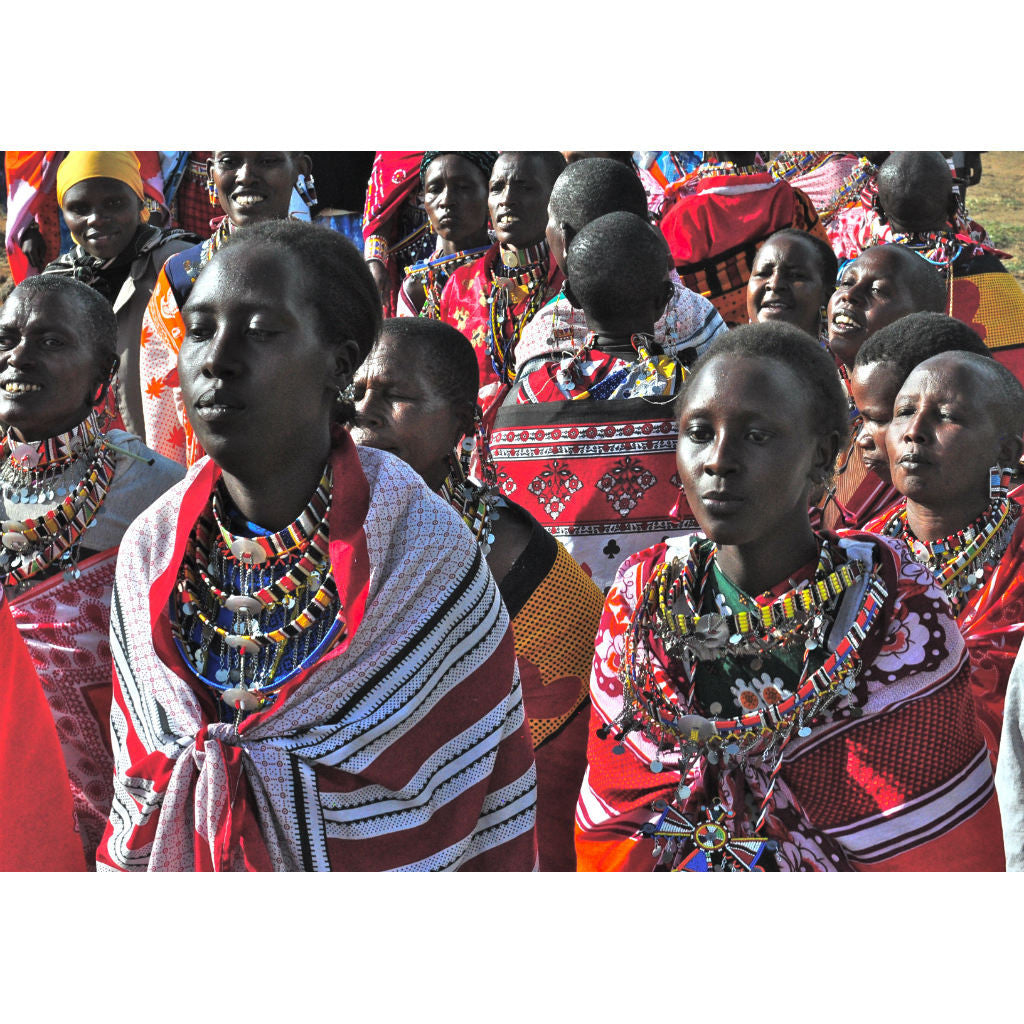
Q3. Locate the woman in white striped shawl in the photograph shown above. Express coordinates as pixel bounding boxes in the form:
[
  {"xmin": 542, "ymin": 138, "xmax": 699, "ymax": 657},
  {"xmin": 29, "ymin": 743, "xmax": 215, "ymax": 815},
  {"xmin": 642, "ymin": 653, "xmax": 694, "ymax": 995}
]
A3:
[{"xmin": 97, "ymin": 221, "xmax": 538, "ymax": 871}]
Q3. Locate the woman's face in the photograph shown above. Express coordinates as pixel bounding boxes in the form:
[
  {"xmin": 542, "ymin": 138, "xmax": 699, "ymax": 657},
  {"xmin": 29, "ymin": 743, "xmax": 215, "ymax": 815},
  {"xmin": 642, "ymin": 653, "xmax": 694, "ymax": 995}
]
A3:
[
  {"xmin": 60, "ymin": 178, "xmax": 142, "ymax": 261},
  {"xmin": 849, "ymin": 360, "xmax": 905, "ymax": 482},
  {"xmin": 887, "ymin": 355, "xmax": 1006, "ymax": 516},
  {"xmin": 488, "ymin": 154, "xmax": 555, "ymax": 250},
  {"xmin": 746, "ymin": 235, "xmax": 829, "ymax": 337},
  {"xmin": 207, "ymin": 151, "xmax": 309, "ymax": 227},
  {"xmin": 0, "ymin": 289, "xmax": 106, "ymax": 440},
  {"xmin": 422, "ymin": 155, "xmax": 490, "ymax": 248},
  {"xmin": 676, "ymin": 354, "xmax": 828, "ymax": 549},
  {"xmin": 827, "ymin": 249, "xmax": 918, "ymax": 368},
  {"xmin": 350, "ymin": 334, "xmax": 470, "ymax": 492},
  {"xmin": 178, "ymin": 244, "xmax": 349, "ymax": 474}
]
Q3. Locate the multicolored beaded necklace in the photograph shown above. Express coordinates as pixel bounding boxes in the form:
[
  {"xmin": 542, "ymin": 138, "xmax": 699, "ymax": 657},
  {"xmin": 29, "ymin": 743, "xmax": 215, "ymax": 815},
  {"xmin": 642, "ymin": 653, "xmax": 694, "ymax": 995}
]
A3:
[
  {"xmin": 487, "ymin": 241, "xmax": 552, "ymax": 384},
  {"xmin": 438, "ymin": 440, "xmax": 498, "ymax": 556},
  {"xmin": 598, "ymin": 538, "xmax": 887, "ymax": 869},
  {"xmin": 1, "ymin": 411, "xmax": 118, "ymax": 588},
  {"xmin": 407, "ymin": 244, "xmax": 491, "ymax": 319},
  {"xmin": 555, "ymin": 332, "xmax": 681, "ymax": 403},
  {"xmin": 172, "ymin": 463, "xmax": 346, "ymax": 725},
  {"xmin": 878, "ymin": 472, "xmax": 1019, "ymax": 614}
]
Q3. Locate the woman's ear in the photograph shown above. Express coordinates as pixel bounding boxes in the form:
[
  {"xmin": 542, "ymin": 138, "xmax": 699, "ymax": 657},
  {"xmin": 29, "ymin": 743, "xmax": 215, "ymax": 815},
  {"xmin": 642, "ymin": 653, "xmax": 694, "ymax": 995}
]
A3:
[
  {"xmin": 812, "ymin": 429, "xmax": 842, "ymax": 484},
  {"xmin": 330, "ymin": 339, "xmax": 363, "ymax": 394},
  {"xmin": 997, "ymin": 431, "xmax": 1024, "ymax": 470}
]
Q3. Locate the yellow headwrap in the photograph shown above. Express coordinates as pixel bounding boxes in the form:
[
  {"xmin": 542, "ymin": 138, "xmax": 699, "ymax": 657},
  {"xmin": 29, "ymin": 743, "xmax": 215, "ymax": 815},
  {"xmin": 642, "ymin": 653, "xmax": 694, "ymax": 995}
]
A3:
[{"xmin": 56, "ymin": 151, "xmax": 149, "ymax": 222}]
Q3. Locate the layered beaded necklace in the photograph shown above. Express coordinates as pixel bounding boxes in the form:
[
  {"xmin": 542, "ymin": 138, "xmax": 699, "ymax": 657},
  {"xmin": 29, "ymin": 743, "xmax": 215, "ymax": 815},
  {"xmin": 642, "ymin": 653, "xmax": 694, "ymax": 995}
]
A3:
[
  {"xmin": 438, "ymin": 440, "xmax": 498, "ymax": 556},
  {"xmin": 1, "ymin": 411, "xmax": 117, "ymax": 589},
  {"xmin": 599, "ymin": 537, "xmax": 887, "ymax": 870},
  {"xmin": 487, "ymin": 241, "xmax": 552, "ymax": 384},
  {"xmin": 407, "ymin": 244, "xmax": 491, "ymax": 319},
  {"xmin": 878, "ymin": 472, "xmax": 1019, "ymax": 615},
  {"xmin": 555, "ymin": 331, "xmax": 681, "ymax": 403},
  {"xmin": 172, "ymin": 463, "xmax": 346, "ymax": 725}
]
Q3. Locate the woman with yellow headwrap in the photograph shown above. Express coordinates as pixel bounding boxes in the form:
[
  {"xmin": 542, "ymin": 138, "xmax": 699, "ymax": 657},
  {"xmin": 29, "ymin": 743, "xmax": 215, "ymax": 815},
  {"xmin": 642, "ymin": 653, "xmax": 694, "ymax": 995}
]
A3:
[{"xmin": 41, "ymin": 151, "xmax": 198, "ymax": 438}]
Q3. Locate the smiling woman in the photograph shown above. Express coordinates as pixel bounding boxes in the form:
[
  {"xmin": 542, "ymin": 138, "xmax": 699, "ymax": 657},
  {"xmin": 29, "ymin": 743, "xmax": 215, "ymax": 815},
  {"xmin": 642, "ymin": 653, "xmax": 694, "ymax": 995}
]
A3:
[
  {"xmin": 138, "ymin": 151, "xmax": 311, "ymax": 466},
  {"xmin": 0, "ymin": 275, "xmax": 184, "ymax": 867},
  {"xmin": 576, "ymin": 322, "xmax": 1004, "ymax": 873},
  {"xmin": 41, "ymin": 152, "xmax": 198, "ymax": 440},
  {"xmin": 97, "ymin": 220, "xmax": 538, "ymax": 872}
]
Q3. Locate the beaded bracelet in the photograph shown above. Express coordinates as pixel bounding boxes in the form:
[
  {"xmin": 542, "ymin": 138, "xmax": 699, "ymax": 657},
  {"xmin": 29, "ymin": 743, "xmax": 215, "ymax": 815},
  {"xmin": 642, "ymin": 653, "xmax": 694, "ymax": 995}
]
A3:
[{"xmin": 364, "ymin": 234, "xmax": 389, "ymax": 264}]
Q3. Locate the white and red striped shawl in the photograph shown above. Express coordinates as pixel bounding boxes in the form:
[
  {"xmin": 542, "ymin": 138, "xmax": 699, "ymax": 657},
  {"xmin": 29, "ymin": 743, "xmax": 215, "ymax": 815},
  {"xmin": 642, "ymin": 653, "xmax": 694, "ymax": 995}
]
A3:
[{"xmin": 97, "ymin": 433, "xmax": 538, "ymax": 871}]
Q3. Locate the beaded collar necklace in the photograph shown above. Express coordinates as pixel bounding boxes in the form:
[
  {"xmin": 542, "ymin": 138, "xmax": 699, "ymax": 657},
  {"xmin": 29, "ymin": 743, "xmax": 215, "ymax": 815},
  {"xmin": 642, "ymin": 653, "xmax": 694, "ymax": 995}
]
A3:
[
  {"xmin": 599, "ymin": 538, "xmax": 887, "ymax": 869},
  {"xmin": 555, "ymin": 332, "xmax": 679, "ymax": 403},
  {"xmin": 407, "ymin": 243, "xmax": 491, "ymax": 319},
  {"xmin": 879, "ymin": 482, "xmax": 1018, "ymax": 613},
  {"xmin": 172, "ymin": 463, "xmax": 346, "ymax": 726},
  {"xmin": 1, "ymin": 411, "xmax": 117, "ymax": 588},
  {"xmin": 487, "ymin": 241, "xmax": 551, "ymax": 383},
  {"xmin": 438, "ymin": 450, "xmax": 497, "ymax": 556}
]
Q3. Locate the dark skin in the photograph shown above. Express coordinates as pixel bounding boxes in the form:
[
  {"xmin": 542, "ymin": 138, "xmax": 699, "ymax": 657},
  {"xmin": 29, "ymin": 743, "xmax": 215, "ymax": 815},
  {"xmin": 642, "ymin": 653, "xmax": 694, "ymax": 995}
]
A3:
[
  {"xmin": 564, "ymin": 272, "xmax": 673, "ymax": 357},
  {"xmin": 0, "ymin": 289, "xmax": 112, "ymax": 441},
  {"xmin": 401, "ymin": 155, "xmax": 491, "ymax": 315},
  {"xmin": 350, "ymin": 335, "xmax": 532, "ymax": 586},
  {"xmin": 61, "ymin": 178, "xmax": 145, "ymax": 262},
  {"xmin": 489, "ymin": 154, "xmax": 558, "ymax": 252},
  {"xmin": 18, "ymin": 223, "xmax": 48, "ymax": 270},
  {"xmin": 179, "ymin": 244, "xmax": 359, "ymax": 531},
  {"xmin": 886, "ymin": 354, "xmax": 1022, "ymax": 541},
  {"xmin": 676, "ymin": 355, "xmax": 837, "ymax": 596},
  {"xmin": 849, "ymin": 360, "xmax": 905, "ymax": 482},
  {"xmin": 207, "ymin": 151, "xmax": 310, "ymax": 229},
  {"xmin": 827, "ymin": 249, "xmax": 920, "ymax": 370},
  {"xmin": 746, "ymin": 235, "xmax": 831, "ymax": 338}
]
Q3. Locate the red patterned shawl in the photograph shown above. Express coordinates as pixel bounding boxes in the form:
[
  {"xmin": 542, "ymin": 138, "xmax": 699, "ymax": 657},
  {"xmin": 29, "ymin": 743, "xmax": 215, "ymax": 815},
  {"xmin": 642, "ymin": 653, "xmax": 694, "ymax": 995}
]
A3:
[
  {"xmin": 0, "ymin": 593, "xmax": 86, "ymax": 871},
  {"xmin": 865, "ymin": 486, "xmax": 1024, "ymax": 758},
  {"xmin": 576, "ymin": 533, "xmax": 1003, "ymax": 871},
  {"xmin": 438, "ymin": 243, "xmax": 564, "ymax": 417},
  {"xmin": 97, "ymin": 434, "xmax": 537, "ymax": 871},
  {"xmin": 9, "ymin": 551, "xmax": 118, "ymax": 868}
]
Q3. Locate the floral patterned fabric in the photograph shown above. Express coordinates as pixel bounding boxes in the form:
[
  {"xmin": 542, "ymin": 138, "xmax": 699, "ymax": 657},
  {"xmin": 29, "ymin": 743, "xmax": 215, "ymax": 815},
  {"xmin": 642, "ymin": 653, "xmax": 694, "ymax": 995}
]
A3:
[
  {"xmin": 576, "ymin": 531, "xmax": 1004, "ymax": 871},
  {"xmin": 865, "ymin": 485, "xmax": 1024, "ymax": 759}
]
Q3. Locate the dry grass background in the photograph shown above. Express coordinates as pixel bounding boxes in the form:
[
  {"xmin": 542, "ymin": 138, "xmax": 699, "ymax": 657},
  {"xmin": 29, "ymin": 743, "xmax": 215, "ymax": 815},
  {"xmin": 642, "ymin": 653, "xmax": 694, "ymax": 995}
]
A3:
[{"xmin": 3, "ymin": 152, "xmax": 1024, "ymax": 289}]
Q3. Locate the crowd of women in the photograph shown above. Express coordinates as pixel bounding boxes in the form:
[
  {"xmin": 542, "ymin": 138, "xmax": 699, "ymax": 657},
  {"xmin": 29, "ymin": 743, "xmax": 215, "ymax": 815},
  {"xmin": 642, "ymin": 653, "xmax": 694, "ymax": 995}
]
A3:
[{"xmin": 2, "ymin": 147, "xmax": 1024, "ymax": 871}]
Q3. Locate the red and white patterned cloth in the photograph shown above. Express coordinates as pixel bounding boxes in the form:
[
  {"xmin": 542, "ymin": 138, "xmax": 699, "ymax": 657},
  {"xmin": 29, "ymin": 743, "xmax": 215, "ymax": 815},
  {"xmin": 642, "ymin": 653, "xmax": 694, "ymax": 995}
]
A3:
[
  {"xmin": 98, "ymin": 433, "xmax": 538, "ymax": 871},
  {"xmin": 575, "ymin": 532, "xmax": 1004, "ymax": 871},
  {"xmin": 9, "ymin": 552, "xmax": 118, "ymax": 868}
]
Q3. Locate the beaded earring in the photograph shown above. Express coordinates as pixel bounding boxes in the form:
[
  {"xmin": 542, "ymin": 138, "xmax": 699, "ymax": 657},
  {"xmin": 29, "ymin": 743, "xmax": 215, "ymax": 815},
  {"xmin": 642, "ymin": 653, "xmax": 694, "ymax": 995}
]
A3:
[
  {"xmin": 990, "ymin": 465, "xmax": 1015, "ymax": 502},
  {"xmin": 207, "ymin": 177, "xmax": 219, "ymax": 206},
  {"xmin": 296, "ymin": 173, "xmax": 319, "ymax": 209}
]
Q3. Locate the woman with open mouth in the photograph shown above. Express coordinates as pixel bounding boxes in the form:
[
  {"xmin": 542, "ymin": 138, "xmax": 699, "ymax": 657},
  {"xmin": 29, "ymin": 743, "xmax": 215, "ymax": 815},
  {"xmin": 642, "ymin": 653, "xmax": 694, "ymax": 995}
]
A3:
[
  {"xmin": 97, "ymin": 220, "xmax": 537, "ymax": 872},
  {"xmin": 866, "ymin": 348, "xmax": 1024, "ymax": 762},
  {"xmin": 396, "ymin": 152, "xmax": 496, "ymax": 319},
  {"xmin": 0, "ymin": 274, "xmax": 184, "ymax": 867},
  {"xmin": 437, "ymin": 152, "xmax": 567, "ymax": 417},
  {"xmin": 139, "ymin": 151, "xmax": 313, "ymax": 467},
  {"xmin": 41, "ymin": 151, "xmax": 198, "ymax": 442},
  {"xmin": 576, "ymin": 321, "xmax": 1003, "ymax": 871},
  {"xmin": 745, "ymin": 228, "xmax": 837, "ymax": 340}
]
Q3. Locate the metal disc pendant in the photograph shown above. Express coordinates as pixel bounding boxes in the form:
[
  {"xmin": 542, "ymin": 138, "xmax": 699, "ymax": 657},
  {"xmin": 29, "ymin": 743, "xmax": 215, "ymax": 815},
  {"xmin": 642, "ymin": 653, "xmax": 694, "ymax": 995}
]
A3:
[
  {"xmin": 224, "ymin": 634, "xmax": 261, "ymax": 655},
  {"xmin": 2, "ymin": 531, "xmax": 30, "ymax": 551},
  {"xmin": 229, "ymin": 538, "xmax": 267, "ymax": 565},
  {"xmin": 215, "ymin": 668, "xmax": 230, "ymax": 683},
  {"xmin": 224, "ymin": 594, "xmax": 263, "ymax": 616},
  {"xmin": 221, "ymin": 686, "xmax": 261, "ymax": 712},
  {"xmin": 798, "ymin": 725, "xmax": 812, "ymax": 738},
  {"xmin": 649, "ymin": 759, "xmax": 664, "ymax": 773}
]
